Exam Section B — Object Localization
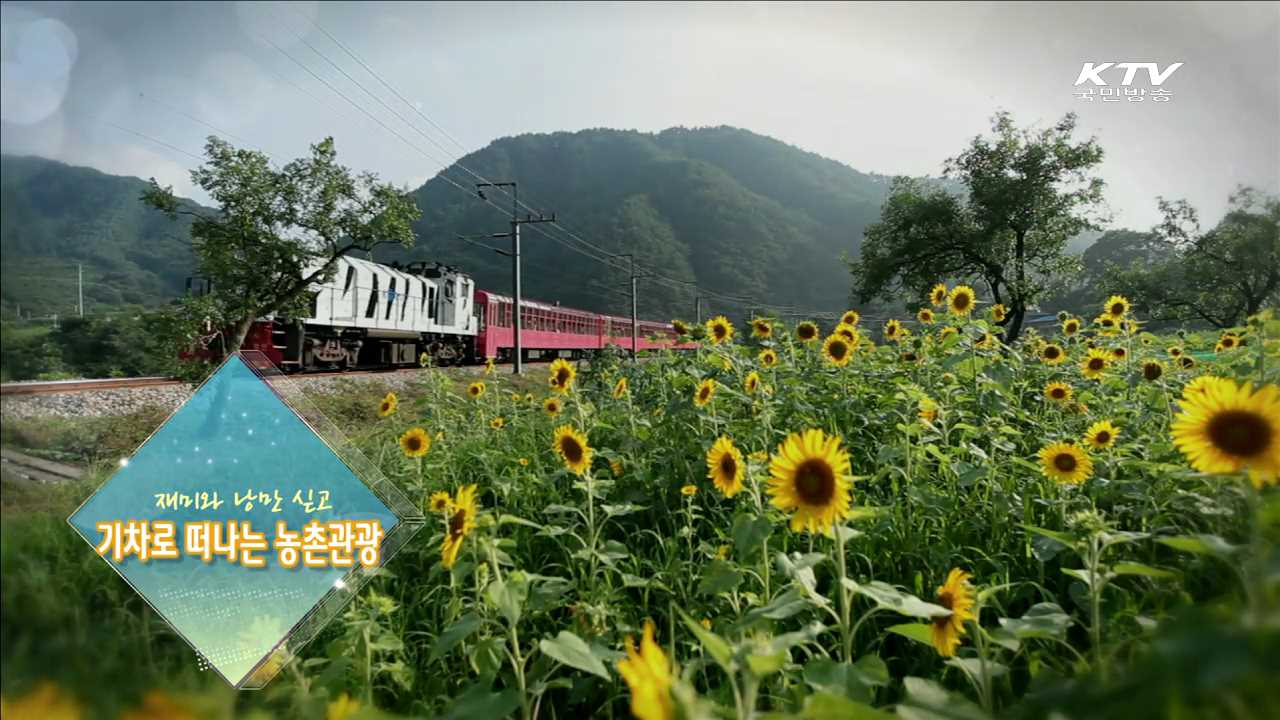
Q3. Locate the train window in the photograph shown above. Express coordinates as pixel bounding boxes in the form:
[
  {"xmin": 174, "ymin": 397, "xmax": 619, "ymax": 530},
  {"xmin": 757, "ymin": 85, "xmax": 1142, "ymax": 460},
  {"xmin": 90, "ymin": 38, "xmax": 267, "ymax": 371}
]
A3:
[
  {"xmin": 428, "ymin": 286, "xmax": 437, "ymax": 321},
  {"xmin": 342, "ymin": 266, "xmax": 355, "ymax": 296},
  {"xmin": 400, "ymin": 281, "xmax": 409, "ymax": 322},
  {"xmin": 385, "ymin": 278, "xmax": 397, "ymax": 320},
  {"xmin": 420, "ymin": 280, "xmax": 428, "ymax": 312},
  {"xmin": 364, "ymin": 274, "xmax": 380, "ymax": 318}
]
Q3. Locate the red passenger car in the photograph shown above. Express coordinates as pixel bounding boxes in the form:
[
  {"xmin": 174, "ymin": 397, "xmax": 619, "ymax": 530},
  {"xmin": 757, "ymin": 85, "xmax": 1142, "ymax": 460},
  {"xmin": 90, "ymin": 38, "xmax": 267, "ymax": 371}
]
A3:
[{"xmin": 474, "ymin": 290, "xmax": 694, "ymax": 361}]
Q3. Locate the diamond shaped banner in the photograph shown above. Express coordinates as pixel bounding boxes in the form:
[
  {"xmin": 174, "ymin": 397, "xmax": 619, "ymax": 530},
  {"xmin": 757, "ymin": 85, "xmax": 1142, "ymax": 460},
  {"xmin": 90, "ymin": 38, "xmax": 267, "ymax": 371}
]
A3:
[{"xmin": 68, "ymin": 351, "xmax": 423, "ymax": 688}]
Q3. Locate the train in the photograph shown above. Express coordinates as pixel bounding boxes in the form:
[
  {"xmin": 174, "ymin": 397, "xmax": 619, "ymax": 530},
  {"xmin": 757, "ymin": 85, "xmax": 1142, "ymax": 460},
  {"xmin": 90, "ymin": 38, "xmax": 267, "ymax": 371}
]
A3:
[{"xmin": 189, "ymin": 255, "xmax": 694, "ymax": 371}]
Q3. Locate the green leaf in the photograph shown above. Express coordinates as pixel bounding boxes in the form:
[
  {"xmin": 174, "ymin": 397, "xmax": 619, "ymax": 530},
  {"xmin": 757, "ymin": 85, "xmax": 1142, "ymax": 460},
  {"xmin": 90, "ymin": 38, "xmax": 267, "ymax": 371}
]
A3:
[
  {"xmin": 744, "ymin": 587, "xmax": 815, "ymax": 622},
  {"xmin": 798, "ymin": 692, "xmax": 896, "ymax": 720},
  {"xmin": 1112, "ymin": 562, "xmax": 1178, "ymax": 579},
  {"xmin": 486, "ymin": 575, "xmax": 527, "ymax": 626},
  {"xmin": 498, "ymin": 514, "xmax": 543, "ymax": 530},
  {"xmin": 887, "ymin": 623, "xmax": 934, "ymax": 647},
  {"xmin": 699, "ymin": 559, "xmax": 744, "ymax": 596},
  {"xmin": 746, "ymin": 649, "xmax": 788, "ymax": 676},
  {"xmin": 676, "ymin": 608, "xmax": 734, "ymax": 673},
  {"xmin": 430, "ymin": 613, "xmax": 482, "ymax": 661},
  {"xmin": 732, "ymin": 513, "xmax": 774, "ymax": 563},
  {"xmin": 896, "ymin": 676, "xmax": 992, "ymax": 720},
  {"xmin": 945, "ymin": 656, "xmax": 1009, "ymax": 681},
  {"xmin": 803, "ymin": 656, "xmax": 890, "ymax": 703},
  {"xmin": 539, "ymin": 630, "xmax": 610, "ymax": 680},
  {"xmin": 440, "ymin": 679, "xmax": 521, "ymax": 720},
  {"xmin": 1157, "ymin": 534, "xmax": 1240, "ymax": 558},
  {"xmin": 847, "ymin": 580, "xmax": 951, "ymax": 619},
  {"xmin": 998, "ymin": 602, "xmax": 1073, "ymax": 640},
  {"xmin": 1022, "ymin": 524, "xmax": 1079, "ymax": 550}
]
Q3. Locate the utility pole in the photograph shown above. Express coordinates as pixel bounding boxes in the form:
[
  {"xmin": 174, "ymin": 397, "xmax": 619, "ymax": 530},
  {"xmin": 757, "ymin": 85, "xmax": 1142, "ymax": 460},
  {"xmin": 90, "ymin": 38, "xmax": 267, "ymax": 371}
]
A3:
[
  {"xmin": 474, "ymin": 182, "xmax": 555, "ymax": 375},
  {"xmin": 696, "ymin": 296, "xmax": 703, "ymax": 325},
  {"xmin": 77, "ymin": 264, "xmax": 84, "ymax": 317},
  {"xmin": 613, "ymin": 253, "xmax": 638, "ymax": 360}
]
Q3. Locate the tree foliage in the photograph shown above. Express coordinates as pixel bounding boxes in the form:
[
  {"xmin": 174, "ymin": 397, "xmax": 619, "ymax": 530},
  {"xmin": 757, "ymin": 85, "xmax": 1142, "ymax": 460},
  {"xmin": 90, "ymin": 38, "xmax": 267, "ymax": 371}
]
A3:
[
  {"xmin": 849, "ymin": 111, "xmax": 1105, "ymax": 342},
  {"xmin": 1108, "ymin": 188, "xmax": 1280, "ymax": 328},
  {"xmin": 143, "ymin": 136, "xmax": 421, "ymax": 351}
]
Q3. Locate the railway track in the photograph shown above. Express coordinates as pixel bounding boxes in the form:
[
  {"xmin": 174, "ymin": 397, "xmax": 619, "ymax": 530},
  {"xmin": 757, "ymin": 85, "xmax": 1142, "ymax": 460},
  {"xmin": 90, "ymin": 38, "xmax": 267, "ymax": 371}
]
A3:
[
  {"xmin": 0, "ymin": 448, "xmax": 83, "ymax": 484},
  {"xmin": 0, "ymin": 361, "xmax": 557, "ymax": 396}
]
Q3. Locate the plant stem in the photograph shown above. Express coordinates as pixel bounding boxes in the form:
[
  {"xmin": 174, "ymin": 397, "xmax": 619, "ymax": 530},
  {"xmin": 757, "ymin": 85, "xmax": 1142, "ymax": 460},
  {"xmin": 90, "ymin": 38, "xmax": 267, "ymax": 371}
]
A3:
[{"xmin": 834, "ymin": 525, "xmax": 853, "ymax": 662}]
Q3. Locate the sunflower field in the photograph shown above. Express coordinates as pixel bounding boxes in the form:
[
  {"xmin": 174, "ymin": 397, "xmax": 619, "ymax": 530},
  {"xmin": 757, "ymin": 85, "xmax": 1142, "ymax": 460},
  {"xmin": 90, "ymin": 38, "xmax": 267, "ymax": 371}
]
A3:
[{"xmin": 3, "ymin": 293, "xmax": 1280, "ymax": 720}]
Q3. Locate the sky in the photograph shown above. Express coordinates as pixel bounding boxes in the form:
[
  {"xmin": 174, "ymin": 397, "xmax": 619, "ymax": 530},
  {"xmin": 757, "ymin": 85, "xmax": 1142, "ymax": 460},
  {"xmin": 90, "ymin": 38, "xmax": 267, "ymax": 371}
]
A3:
[{"xmin": 2, "ymin": 1, "xmax": 1277, "ymax": 231}]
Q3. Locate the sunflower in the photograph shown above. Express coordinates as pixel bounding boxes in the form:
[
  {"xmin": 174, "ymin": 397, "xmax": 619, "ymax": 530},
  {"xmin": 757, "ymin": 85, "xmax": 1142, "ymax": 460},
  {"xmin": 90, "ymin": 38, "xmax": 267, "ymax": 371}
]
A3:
[
  {"xmin": 1044, "ymin": 382, "xmax": 1073, "ymax": 403},
  {"xmin": 1103, "ymin": 294, "xmax": 1131, "ymax": 318},
  {"xmin": 975, "ymin": 332, "xmax": 996, "ymax": 349},
  {"xmin": 930, "ymin": 283, "xmax": 949, "ymax": 307},
  {"xmin": 1183, "ymin": 375, "xmax": 1231, "ymax": 398},
  {"xmin": 758, "ymin": 348, "xmax": 779, "ymax": 368},
  {"xmin": 543, "ymin": 396, "xmax": 563, "ymax": 417},
  {"xmin": 822, "ymin": 335, "xmax": 853, "ymax": 367},
  {"xmin": 1132, "ymin": 361, "xmax": 1161, "ymax": 383},
  {"xmin": 681, "ymin": 484, "xmax": 698, "ymax": 496},
  {"xmin": 834, "ymin": 323, "xmax": 859, "ymax": 342},
  {"xmin": 549, "ymin": 358, "xmax": 576, "ymax": 393},
  {"xmin": 378, "ymin": 392, "xmax": 398, "ymax": 417},
  {"xmin": 939, "ymin": 326, "xmax": 959, "ymax": 343},
  {"xmin": 795, "ymin": 321, "xmax": 819, "ymax": 342},
  {"xmin": 1171, "ymin": 378, "xmax": 1280, "ymax": 484},
  {"xmin": 948, "ymin": 286, "xmax": 977, "ymax": 316},
  {"xmin": 467, "ymin": 381, "xmax": 486, "ymax": 399},
  {"xmin": 1095, "ymin": 315, "xmax": 1120, "ymax": 336},
  {"xmin": 917, "ymin": 308, "xmax": 936, "ymax": 325},
  {"xmin": 706, "ymin": 315, "xmax": 734, "ymax": 345},
  {"xmin": 1062, "ymin": 317, "xmax": 1081, "ymax": 336},
  {"xmin": 428, "ymin": 491, "xmax": 452, "ymax": 513},
  {"xmin": 990, "ymin": 303, "xmax": 1008, "ymax": 323},
  {"xmin": 1038, "ymin": 442, "xmax": 1094, "ymax": 484},
  {"xmin": 900, "ymin": 351, "xmax": 920, "ymax": 364},
  {"xmin": 616, "ymin": 620, "xmax": 673, "ymax": 720},
  {"xmin": 553, "ymin": 425, "xmax": 593, "ymax": 475},
  {"xmin": 484, "ymin": 357, "xmax": 496, "ymax": 375},
  {"xmin": 525, "ymin": 393, "xmax": 534, "ymax": 403},
  {"xmin": 1111, "ymin": 346, "xmax": 1128, "ymax": 361},
  {"xmin": 840, "ymin": 310, "xmax": 861, "ymax": 326},
  {"xmin": 1218, "ymin": 333, "xmax": 1240, "ymax": 351},
  {"xmin": 1039, "ymin": 343, "xmax": 1067, "ymax": 366},
  {"xmin": 918, "ymin": 397, "xmax": 939, "ymax": 424},
  {"xmin": 884, "ymin": 318, "xmax": 904, "ymax": 341},
  {"xmin": 706, "ymin": 436, "xmax": 745, "ymax": 498},
  {"xmin": 744, "ymin": 371, "xmax": 761, "ymax": 394},
  {"xmin": 1168, "ymin": 346, "xmax": 1184, "ymax": 358},
  {"xmin": 399, "ymin": 427, "xmax": 431, "ymax": 458},
  {"xmin": 693, "ymin": 378, "xmax": 717, "ymax": 407},
  {"xmin": 613, "ymin": 377, "xmax": 629, "ymax": 399},
  {"xmin": 751, "ymin": 318, "xmax": 773, "ymax": 339},
  {"xmin": 441, "ymin": 484, "xmax": 478, "ymax": 568},
  {"xmin": 610, "ymin": 459, "xmax": 624, "ymax": 477},
  {"xmin": 929, "ymin": 568, "xmax": 976, "ymax": 657},
  {"xmin": 490, "ymin": 417, "xmax": 505, "ymax": 430},
  {"xmin": 672, "ymin": 319, "xmax": 690, "ymax": 336},
  {"xmin": 418, "ymin": 352, "xmax": 431, "ymax": 368},
  {"xmin": 1081, "ymin": 348, "xmax": 1110, "ymax": 380},
  {"xmin": 519, "ymin": 457, "xmax": 529, "ymax": 466},
  {"xmin": 767, "ymin": 428, "xmax": 854, "ymax": 534},
  {"xmin": 1179, "ymin": 355, "xmax": 1196, "ymax": 369},
  {"xmin": 1084, "ymin": 420, "xmax": 1120, "ymax": 450},
  {"xmin": 1214, "ymin": 342, "xmax": 1226, "ymax": 353}
]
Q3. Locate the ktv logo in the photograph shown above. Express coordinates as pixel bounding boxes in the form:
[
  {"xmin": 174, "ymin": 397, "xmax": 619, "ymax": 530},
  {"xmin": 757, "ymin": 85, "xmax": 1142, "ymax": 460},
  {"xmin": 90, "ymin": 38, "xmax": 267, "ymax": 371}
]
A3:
[{"xmin": 1074, "ymin": 62, "xmax": 1183, "ymax": 86}]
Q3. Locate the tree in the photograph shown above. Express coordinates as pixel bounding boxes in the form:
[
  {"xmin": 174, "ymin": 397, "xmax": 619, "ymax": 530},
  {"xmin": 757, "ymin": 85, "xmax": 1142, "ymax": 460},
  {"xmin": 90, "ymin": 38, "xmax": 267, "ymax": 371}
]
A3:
[
  {"xmin": 143, "ymin": 136, "xmax": 421, "ymax": 354},
  {"xmin": 849, "ymin": 111, "xmax": 1106, "ymax": 343},
  {"xmin": 1108, "ymin": 188, "xmax": 1280, "ymax": 329}
]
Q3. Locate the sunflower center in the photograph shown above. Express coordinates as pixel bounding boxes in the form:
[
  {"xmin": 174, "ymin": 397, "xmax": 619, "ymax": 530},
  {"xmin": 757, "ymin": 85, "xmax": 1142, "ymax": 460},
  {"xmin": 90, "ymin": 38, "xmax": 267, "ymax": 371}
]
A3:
[
  {"xmin": 1110, "ymin": 302, "xmax": 1125, "ymax": 315},
  {"xmin": 405, "ymin": 436, "xmax": 422, "ymax": 452},
  {"xmin": 830, "ymin": 342, "xmax": 848, "ymax": 360},
  {"xmin": 1051, "ymin": 388, "xmax": 1066, "ymax": 399},
  {"xmin": 1095, "ymin": 431, "xmax": 1111, "ymax": 445},
  {"xmin": 447, "ymin": 509, "xmax": 467, "ymax": 539},
  {"xmin": 560, "ymin": 437, "xmax": 584, "ymax": 464},
  {"xmin": 793, "ymin": 459, "xmax": 836, "ymax": 506},
  {"xmin": 1207, "ymin": 410, "xmax": 1271, "ymax": 458},
  {"xmin": 953, "ymin": 294, "xmax": 971, "ymax": 310},
  {"xmin": 714, "ymin": 325, "xmax": 727, "ymax": 339},
  {"xmin": 799, "ymin": 326, "xmax": 815, "ymax": 339},
  {"xmin": 1144, "ymin": 364, "xmax": 1162, "ymax": 380},
  {"xmin": 556, "ymin": 368, "xmax": 570, "ymax": 385},
  {"xmin": 1088, "ymin": 358, "xmax": 1105, "ymax": 371},
  {"xmin": 1044, "ymin": 347, "xmax": 1061, "ymax": 359},
  {"xmin": 1223, "ymin": 338, "xmax": 1235, "ymax": 348},
  {"xmin": 720, "ymin": 455, "xmax": 737, "ymax": 478},
  {"xmin": 1053, "ymin": 453, "xmax": 1078, "ymax": 472}
]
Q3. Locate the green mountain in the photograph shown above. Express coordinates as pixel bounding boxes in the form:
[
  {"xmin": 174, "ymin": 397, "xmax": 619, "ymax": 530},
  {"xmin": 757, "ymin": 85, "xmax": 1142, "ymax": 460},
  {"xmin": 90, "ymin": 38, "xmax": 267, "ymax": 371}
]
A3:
[
  {"xmin": 3, "ymin": 127, "xmax": 912, "ymax": 321},
  {"xmin": 1, "ymin": 155, "xmax": 196, "ymax": 318},
  {"xmin": 383, "ymin": 126, "xmax": 902, "ymax": 320}
]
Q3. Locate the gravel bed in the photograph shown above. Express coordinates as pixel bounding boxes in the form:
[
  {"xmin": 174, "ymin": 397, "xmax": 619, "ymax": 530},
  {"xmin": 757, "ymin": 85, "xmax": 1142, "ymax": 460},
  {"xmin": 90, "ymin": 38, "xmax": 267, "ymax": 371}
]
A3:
[{"xmin": 0, "ymin": 369, "xmax": 456, "ymax": 420}]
